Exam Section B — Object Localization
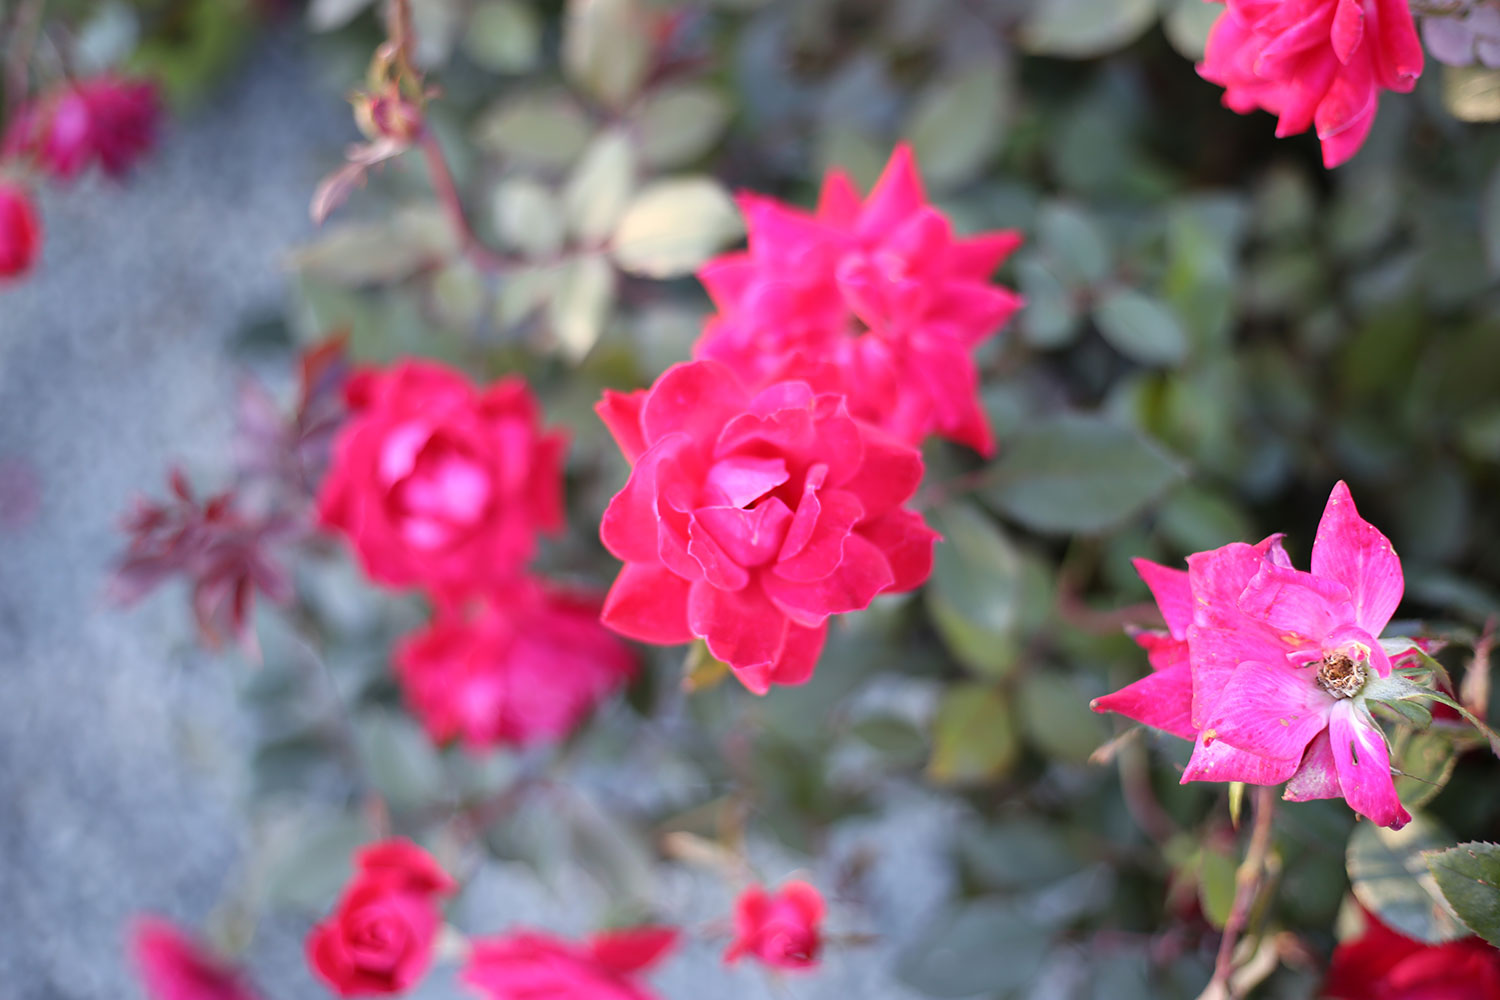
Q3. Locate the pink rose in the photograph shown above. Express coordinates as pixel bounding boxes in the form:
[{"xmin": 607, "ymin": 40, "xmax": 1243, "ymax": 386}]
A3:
[
  {"xmin": 130, "ymin": 917, "xmax": 260, "ymax": 1000},
  {"xmin": 597, "ymin": 360, "xmax": 938, "ymax": 694},
  {"xmin": 317, "ymin": 362, "xmax": 566, "ymax": 600},
  {"xmin": 5, "ymin": 74, "xmax": 159, "ymax": 180},
  {"xmin": 395, "ymin": 578, "xmax": 636, "ymax": 751},
  {"xmin": 307, "ymin": 839, "xmax": 457, "ymax": 996},
  {"xmin": 1198, "ymin": 0, "xmax": 1424, "ymax": 168},
  {"xmin": 724, "ymin": 881, "xmax": 825, "ymax": 970},
  {"xmin": 462, "ymin": 927, "xmax": 677, "ymax": 1000},
  {"xmin": 0, "ymin": 181, "xmax": 41, "ymax": 281},
  {"xmin": 693, "ymin": 145, "xmax": 1022, "ymax": 455}
]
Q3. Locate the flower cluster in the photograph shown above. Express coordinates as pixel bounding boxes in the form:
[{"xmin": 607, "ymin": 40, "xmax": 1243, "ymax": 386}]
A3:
[
  {"xmin": 1093, "ymin": 482, "xmax": 1414, "ymax": 828},
  {"xmin": 596, "ymin": 148, "xmax": 1022, "ymax": 692},
  {"xmin": 1199, "ymin": 0, "xmax": 1424, "ymax": 168},
  {"xmin": 317, "ymin": 360, "xmax": 635, "ymax": 751}
]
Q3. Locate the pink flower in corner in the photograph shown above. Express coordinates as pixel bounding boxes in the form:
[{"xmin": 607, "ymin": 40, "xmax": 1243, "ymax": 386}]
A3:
[
  {"xmin": 1094, "ymin": 482, "xmax": 1411, "ymax": 829},
  {"xmin": 694, "ymin": 145, "xmax": 1023, "ymax": 455},
  {"xmin": 596, "ymin": 360, "xmax": 938, "ymax": 695},
  {"xmin": 725, "ymin": 881, "xmax": 825, "ymax": 971},
  {"xmin": 131, "ymin": 918, "xmax": 261, "ymax": 1000},
  {"xmin": 1199, "ymin": 0, "xmax": 1424, "ymax": 168},
  {"xmin": 462, "ymin": 926, "xmax": 677, "ymax": 1000}
]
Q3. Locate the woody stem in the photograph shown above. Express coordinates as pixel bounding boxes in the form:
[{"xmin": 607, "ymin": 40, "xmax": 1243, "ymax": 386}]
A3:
[{"xmin": 1200, "ymin": 786, "xmax": 1278, "ymax": 1000}]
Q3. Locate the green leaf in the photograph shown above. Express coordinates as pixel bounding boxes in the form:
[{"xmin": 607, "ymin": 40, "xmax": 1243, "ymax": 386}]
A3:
[
  {"xmin": 1427, "ymin": 842, "xmax": 1500, "ymax": 947},
  {"xmin": 981, "ymin": 414, "xmax": 1187, "ymax": 534},
  {"xmin": 1093, "ymin": 289, "xmax": 1190, "ymax": 367},
  {"xmin": 262, "ymin": 811, "xmax": 373, "ymax": 910},
  {"xmin": 958, "ymin": 819, "xmax": 1082, "ymax": 890},
  {"xmin": 1017, "ymin": 672, "xmax": 1112, "ymax": 764},
  {"xmin": 1158, "ymin": 486, "xmax": 1252, "ymax": 554},
  {"xmin": 903, "ymin": 58, "xmax": 1006, "ymax": 190},
  {"xmin": 1163, "ymin": 0, "xmax": 1221, "ymax": 59},
  {"xmin": 354, "ymin": 711, "xmax": 446, "ymax": 814},
  {"xmin": 1199, "ymin": 843, "xmax": 1238, "ymax": 929},
  {"xmin": 562, "ymin": 0, "xmax": 651, "ymax": 110},
  {"xmin": 462, "ymin": 0, "xmax": 541, "ymax": 74},
  {"xmin": 290, "ymin": 205, "xmax": 457, "ymax": 286},
  {"xmin": 563, "ymin": 129, "xmax": 637, "ymax": 246},
  {"xmin": 928, "ymin": 684, "xmax": 1019, "ymax": 786},
  {"xmin": 634, "ymin": 85, "xmax": 733, "ymax": 169},
  {"xmin": 1016, "ymin": 256, "xmax": 1081, "ymax": 348},
  {"xmin": 491, "ymin": 178, "xmax": 565, "ymax": 259},
  {"xmin": 610, "ymin": 178, "xmax": 743, "ymax": 278},
  {"xmin": 474, "ymin": 90, "xmax": 592, "ymax": 168},
  {"xmin": 1347, "ymin": 813, "xmax": 1470, "ymax": 944},
  {"xmin": 548, "ymin": 255, "xmax": 616, "ymax": 360},
  {"xmin": 925, "ymin": 503, "xmax": 1023, "ymax": 678},
  {"xmin": 850, "ymin": 716, "xmax": 928, "ymax": 767},
  {"xmin": 1391, "ymin": 728, "xmax": 1458, "ymax": 809},
  {"xmin": 1037, "ymin": 202, "xmax": 1113, "ymax": 287},
  {"xmin": 896, "ymin": 897, "xmax": 1053, "ymax": 997},
  {"xmin": 1018, "ymin": 0, "xmax": 1158, "ymax": 58}
]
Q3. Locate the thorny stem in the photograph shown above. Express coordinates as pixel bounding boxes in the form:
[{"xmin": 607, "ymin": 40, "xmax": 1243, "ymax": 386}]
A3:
[{"xmin": 1198, "ymin": 786, "xmax": 1278, "ymax": 1000}]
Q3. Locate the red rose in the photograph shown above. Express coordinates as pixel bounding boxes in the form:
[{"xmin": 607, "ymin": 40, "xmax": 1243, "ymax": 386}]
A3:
[
  {"xmin": 5, "ymin": 74, "xmax": 159, "ymax": 180},
  {"xmin": 462, "ymin": 926, "xmax": 677, "ymax": 1000},
  {"xmin": 1324, "ymin": 909, "xmax": 1500, "ymax": 999},
  {"xmin": 395, "ymin": 578, "xmax": 636, "ymax": 751},
  {"xmin": 596, "ymin": 360, "xmax": 937, "ymax": 694},
  {"xmin": 317, "ymin": 362, "xmax": 566, "ymax": 600},
  {"xmin": 724, "ymin": 881, "xmax": 825, "ymax": 970},
  {"xmin": 307, "ymin": 839, "xmax": 457, "ymax": 997},
  {"xmin": 130, "ymin": 917, "xmax": 261, "ymax": 1000},
  {"xmin": 0, "ymin": 181, "xmax": 41, "ymax": 280}
]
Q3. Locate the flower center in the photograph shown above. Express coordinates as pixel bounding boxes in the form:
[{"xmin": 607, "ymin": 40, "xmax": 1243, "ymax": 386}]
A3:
[{"xmin": 1317, "ymin": 652, "xmax": 1367, "ymax": 699}]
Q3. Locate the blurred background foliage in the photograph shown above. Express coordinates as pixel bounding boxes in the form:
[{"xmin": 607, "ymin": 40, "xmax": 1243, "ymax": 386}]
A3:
[{"xmin": 41, "ymin": 0, "xmax": 1500, "ymax": 996}]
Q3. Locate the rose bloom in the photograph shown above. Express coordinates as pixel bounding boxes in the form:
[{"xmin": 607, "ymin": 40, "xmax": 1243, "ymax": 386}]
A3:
[
  {"xmin": 395, "ymin": 579, "xmax": 636, "ymax": 751},
  {"xmin": 5, "ymin": 74, "xmax": 159, "ymax": 180},
  {"xmin": 130, "ymin": 917, "xmax": 260, "ymax": 1000},
  {"xmin": 1199, "ymin": 0, "xmax": 1424, "ymax": 167},
  {"xmin": 317, "ymin": 361, "xmax": 566, "ymax": 600},
  {"xmin": 1324, "ymin": 909, "xmax": 1500, "ymax": 999},
  {"xmin": 597, "ymin": 360, "xmax": 938, "ymax": 694},
  {"xmin": 1093, "ymin": 482, "xmax": 1412, "ymax": 829},
  {"xmin": 725, "ymin": 881, "xmax": 825, "ymax": 970},
  {"xmin": 694, "ymin": 145, "xmax": 1022, "ymax": 455},
  {"xmin": 307, "ymin": 839, "xmax": 457, "ymax": 997},
  {"xmin": 462, "ymin": 926, "xmax": 677, "ymax": 1000},
  {"xmin": 0, "ymin": 181, "xmax": 42, "ymax": 280}
]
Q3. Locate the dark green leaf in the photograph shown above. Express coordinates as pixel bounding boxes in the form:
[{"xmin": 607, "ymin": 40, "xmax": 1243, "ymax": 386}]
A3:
[
  {"xmin": 1347, "ymin": 813, "xmax": 1469, "ymax": 943},
  {"xmin": 928, "ymin": 684, "xmax": 1019, "ymax": 785},
  {"xmin": 1093, "ymin": 289, "xmax": 1189, "ymax": 367},
  {"xmin": 925, "ymin": 503, "xmax": 1023, "ymax": 678},
  {"xmin": 896, "ymin": 897, "xmax": 1052, "ymax": 997},
  {"xmin": 1427, "ymin": 842, "xmax": 1500, "ymax": 947}
]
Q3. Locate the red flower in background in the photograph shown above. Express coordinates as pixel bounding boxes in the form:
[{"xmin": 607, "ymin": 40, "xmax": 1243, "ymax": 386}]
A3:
[
  {"xmin": 462, "ymin": 926, "xmax": 677, "ymax": 1000},
  {"xmin": 396, "ymin": 579, "xmax": 636, "ymax": 751},
  {"xmin": 130, "ymin": 917, "xmax": 261, "ymax": 1000},
  {"xmin": 307, "ymin": 840, "xmax": 456, "ymax": 997},
  {"xmin": 597, "ymin": 360, "xmax": 937, "ymax": 694},
  {"xmin": 0, "ymin": 181, "xmax": 42, "ymax": 280},
  {"xmin": 1198, "ymin": 0, "xmax": 1424, "ymax": 168},
  {"xmin": 6, "ymin": 74, "xmax": 160, "ymax": 180},
  {"xmin": 725, "ymin": 881, "xmax": 825, "ymax": 970},
  {"xmin": 1324, "ymin": 909, "xmax": 1500, "ymax": 999},
  {"xmin": 317, "ymin": 361, "xmax": 566, "ymax": 601},
  {"xmin": 694, "ymin": 145, "xmax": 1022, "ymax": 455}
]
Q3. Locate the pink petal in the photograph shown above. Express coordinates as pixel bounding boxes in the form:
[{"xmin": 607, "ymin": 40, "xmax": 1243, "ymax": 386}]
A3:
[
  {"xmin": 856, "ymin": 144, "xmax": 925, "ymax": 240},
  {"xmin": 1372, "ymin": 0, "xmax": 1424, "ymax": 91},
  {"xmin": 1310, "ymin": 481, "xmax": 1403, "ymax": 638},
  {"xmin": 857, "ymin": 507, "xmax": 939, "ymax": 593},
  {"xmin": 836, "ymin": 425, "xmax": 924, "ymax": 518},
  {"xmin": 775, "ymin": 489, "xmax": 863, "ymax": 582},
  {"xmin": 687, "ymin": 516, "xmax": 752, "ymax": 591},
  {"xmin": 765, "ymin": 621, "xmax": 827, "ymax": 689},
  {"xmin": 1200, "ymin": 660, "xmax": 1333, "ymax": 761},
  {"xmin": 946, "ymin": 230, "xmax": 1024, "ymax": 280},
  {"xmin": 704, "ymin": 455, "xmax": 789, "ymax": 508},
  {"xmin": 1331, "ymin": 0, "xmax": 1366, "ymax": 64},
  {"xmin": 600, "ymin": 435, "xmax": 692, "ymax": 564},
  {"xmin": 1329, "ymin": 699, "xmax": 1410, "ymax": 829},
  {"xmin": 1091, "ymin": 659, "xmax": 1196, "ymax": 740},
  {"xmin": 588, "ymin": 927, "xmax": 678, "ymax": 976},
  {"xmin": 602, "ymin": 562, "xmax": 694, "ymax": 644},
  {"xmin": 697, "ymin": 253, "xmax": 755, "ymax": 310},
  {"xmin": 1134, "ymin": 558, "xmax": 1193, "ymax": 640},
  {"xmin": 1238, "ymin": 561, "xmax": 1354, "ymax": 647},
  {"xmin": 817, "ymin": 169, "xmax": 862, "ymax": 227},
  {"xmin": 690, "ymin": 578, "xmax": 789, "ymax": 678},
  {"xmin": 641, "ymin": 361, "xmax": 749, "ymax": 447},
  {"xmin": 695, "ymin": 497, "xmax": 793, "ymax": 570},
  {"xmin": 596, "ymin": 389, "xmax": 648, "ymax": 462},
  {"xmin": 1182, "ymin": 733, "xmax": 1303, "ymax": 785},
  {"xmin": 1283, "ymin": 729, "xmax": 1342, "ymax": 801},
  {"xmin": 764, "ymin": 532, "xmax": 894, "ymax": 626}
]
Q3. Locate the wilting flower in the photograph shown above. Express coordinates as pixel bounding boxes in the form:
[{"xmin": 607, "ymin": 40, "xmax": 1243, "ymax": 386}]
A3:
[
  {"xmin": 1094, "ymin": 482, "xmax": 1412, "ymax": 829},
  {"xmin": 5, "ymin": 74, "xmax": 160, "ymax": 180},
  {"xmin": 130, "ymin": 917, "xmax": 261, "ymax": 1000},
  {"xmin": 597, "ymin": 360, "xmax": 938, "ymax": 694},
  {"xmin": 317, "ymin": 361, "xmax": 566, "ymax": 601},
  {"xmin": 1324, "ymin": 908, "xmax": 1500, "ymax": 999},
  {"xmin": 395, "ymin": 579, "xmax": 636, "ymax": 751},
  {"xmin": 1199, "ymin": 0, "xmax": 1424, "ymax": 168},
  {"xmin": 725, "ymin": 881, "xmax": 825, "ymax": 970},
  {"xmin": 694, "ymin": 145, "xmax": 1022, "ymax": 454},
  {"xmin": 307, "ymin": 839, "xmax": 456, "ymax": 997},
  {"xmin": 462, "ymin": 926, "xmax": 677, "ymax": 1000},
  {"xmin": 0, "ymin": 181, "xmax": 42, "ymax": 280},
  {"xmin": 112, "ymin": 470, "xmax": 293, "ymax": 656}
]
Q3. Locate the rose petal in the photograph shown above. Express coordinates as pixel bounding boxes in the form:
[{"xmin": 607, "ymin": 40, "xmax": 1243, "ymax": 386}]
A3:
[
  {"xmin": 1311, "ymin": 481, "xmax": 1403, "ymax": 639},
  {"xmin": 602, "ymin": 562, "xmax": 694, "ymax": 644},
  {"xmin": 1329, "ymin": 699, "xmax": 1410, "ymax": 829}
]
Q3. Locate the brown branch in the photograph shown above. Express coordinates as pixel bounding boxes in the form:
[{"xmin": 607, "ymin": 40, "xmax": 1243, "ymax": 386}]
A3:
[{"xmin": 1198, "ymin": 786, "xmax": 1278, "ymax": 1000}]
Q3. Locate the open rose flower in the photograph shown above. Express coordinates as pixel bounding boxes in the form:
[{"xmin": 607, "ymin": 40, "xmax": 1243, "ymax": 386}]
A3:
[
  {"xmin": 462, "ymin": 926, "xmax": 677, "ymax": 1000},
  {"xmin": 1199, "ymin": 0, "xmax": 1424, "ymax": 168},
  {"xmin": 395, "ymin": 578, "xmax": 636, "ymax": 751},
  {"xmin": 1093, "ymin": 482, "xmax": 1412, "ymax": 829},
  {"xmin": 1324, "ymin": 908, "xmax": 1500, "ymax": 999},
  {"xmin": 5, "ymin": 73, "xmax": 160, "ymax": 180},
  {"xmin": 597, "ymin": 360, "xmax": 938, "ymax": 694},
  {"xmin": 307, "ymin": 839, "xmax": 456, "ymax": 996},
  {"xmin": 0, "ymin": 181, "xmax": 42, "ymax": 280},
  {"xmin": 131, "ymin": 917, "xmax": 261, "ymax": 1000},
  {"xmin": 725, "ymin": 881, "xmax": 825, "ymax": 970},
  {"xmin": 317, "ymin": 361, "xmax": 565, "ymax": 600},
  {"xmin": 694, "ymin": 145, "xmax": 1022, "ymax": 455}
]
